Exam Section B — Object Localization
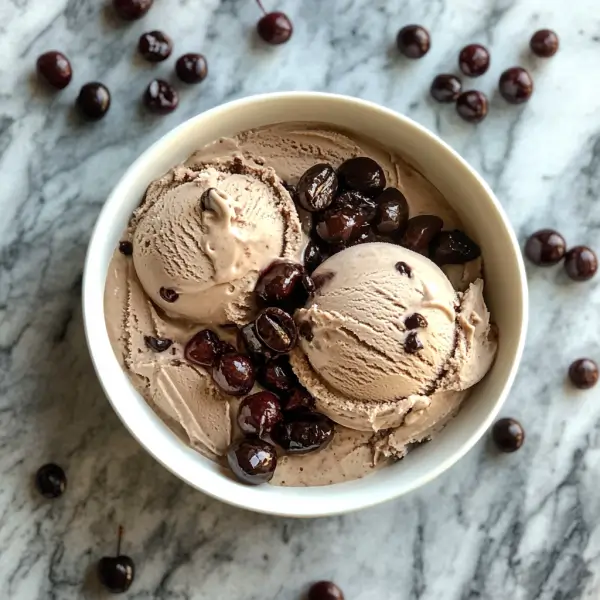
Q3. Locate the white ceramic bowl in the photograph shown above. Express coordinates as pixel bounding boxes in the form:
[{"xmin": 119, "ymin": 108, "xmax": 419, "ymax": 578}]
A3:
[{"xmin": 83, "ymin": 92, "xmax": 528, "ymax": 517}]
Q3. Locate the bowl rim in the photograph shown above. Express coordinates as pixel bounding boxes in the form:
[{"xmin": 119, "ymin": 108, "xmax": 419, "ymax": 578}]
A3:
[{"xmin": 83, "ymin": 91, "xmax": 528, "ymax": 517}]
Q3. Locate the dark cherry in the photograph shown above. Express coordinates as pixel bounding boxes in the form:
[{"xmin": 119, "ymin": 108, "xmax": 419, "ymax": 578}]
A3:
[
  {"xmin": 257, "ymin": 356, "xmax": 297, "ymax": 394},
  {"xmin": 185, "ymin": 329, "xmax": 222, "ymax": 367},
  {"xmin": 138, "ymin": 31, "xmax": 172, "ymax": 62},
  {"xmin": 238, "ymin": 391, "xmax": 283, "ymax": 440},
  {"xmin": 399, "ymin": 215, "xmax": 443, "ymax": 254},
  {"xmin": 272, "ymin": 413, "xmax": 334, "ymax": 454},
  {"xmin": 499, "ymin": 67, "xmax": 533, "ymax": 104},
  {"xmin": 373, "ymin": 187, "xmax": 409, "ymax": 234},
  {"xmin": 304, "ymin": 241, "xmax": 329, "ymax": 274},
  {"xmin": 308, "ymin": 581, "xmax": 345, "ymax": 600},
  {"xmin": 298, "ymin": 320, "xmax": 314, "ymax": 342},
  {"xmin": 492, "ymin": 418, "xmax": 525, "ymax": 453},
  {"xmin": 227, "ymin": 439, "xmax": 277, "ymax": 485},
  {"xmin": 296, "ymin": 164, "xmax": 338, "ymax": 212},
  {"xmin": 98, "ymin": 526, "xmax": 135, "ymax": 594},
  {"xmin": 219, "ymin": 342, "xmax": 237, "ymax": 355},
  {"xmin": 175, "ymin": 53, "xmax": 208, "ymax": 84},
  {"xmin": 404, "ymin": 331, "xmax": 423, "ymax": 354},
  {"xmin": 255, "ymin": 261, "xmax": 313, "ymax": 309},
  {"xmin": 35, "ymin": 463, "xmax": 67, "ymax": 499},
  {"xmin": 144, "ymin": 336, "xmax": 173, "ymax": 353},
  {"xmin": 212, "ymin": 353, "xmax": 255, "ymax": 396},
  {"xmin": 315, "ymin": 206, "xmax": 367, "ymax": 245},
  {"xmin": 405, "ymin": 313, "xmax": 428, "ymax": 330},
  {"xmin": 36, "ymin": 51, "xmax": 72, "ymax": 89},
  {"xmin": 430, "ymin": 230, "xmax": 481, "ymax": 265},
  {"xmin": 284, "ymin": 388, "xmax": 316, "ymax": 413},
  {"xmin": 564, "ymin": 246, "xmax": 598, "ymax": 281},
  {"xmin": 113, "ymin": 0, "xmax": 153, "ymax": 20},
  {"xmin": 256, "ymin": 0, "xmax": 293, "ymax": 45},
  {"xmin": 568, "ymin": 358, "xmax": 599, "ymax": 390},
  {"xmin": 395, "ymin": 261, "xmax": 413, "ymax": 277},
  {"xmin": 332, "ymin": 190, "xmax": 377, "ymax": 222},
  {"xmin": 346, "ymin": 223, "xmax": 377, "ymax": 247},
  {"xmin": 524, "ymin": 229, "xmax": 566, "ymax": 266},
  {"xmin": 430, "ymin": 74, "xmax": 462, "ymax": 103},
  {"xmin": 396, "ymin": 25, "xmax": 431, "ymax": 59},
  {"xmin": 144, "ymin": 79, "xmax": 179, "ymax": 114},
  {"xmin": 456, "ymin": 90, "xmax": 488, "ymax": 123},
  {"xmin": 458, "ymin": 44, "xmax": 490, "ymax": 77},
  {"xmin": 337, "ymin": 157, "xmax": 386, "ymax": 197},
  {"xmin": 255, "ymin": 307, "xmax": 298, "ymax": 353},
  {"xmin": 530, "ymin": 29, "xmax": 559, "ymax": 58},
  {"xmin": 76, "ymin": 83, "xmax": 111, "ymax": 120},
  {"xmin": 159, "ymin": 287, "xmax": 179, "ymax": 302},
  {"xmin": 118, "ymin": 241, "xmax": 133, "ymax": 256},
  {"xmin": 238, "ymin": 323, "xmax": 274, "ymax": 364}
]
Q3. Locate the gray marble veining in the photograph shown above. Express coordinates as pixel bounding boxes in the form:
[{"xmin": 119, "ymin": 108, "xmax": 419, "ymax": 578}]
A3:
[{"xmin": 1, "ymin": 0, "xmax": 600, "ymax": 598}]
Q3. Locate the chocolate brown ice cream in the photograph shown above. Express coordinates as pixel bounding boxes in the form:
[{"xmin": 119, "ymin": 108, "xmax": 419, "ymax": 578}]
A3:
[{"xmin": 104, "ymin": 122, "xmax": 497, "ymax": 486}]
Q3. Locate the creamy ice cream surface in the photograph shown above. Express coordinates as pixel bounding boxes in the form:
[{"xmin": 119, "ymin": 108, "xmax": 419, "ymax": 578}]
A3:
[{"xmin": 104, "ymin": 122, "xmax": 498, "ymax": 486}]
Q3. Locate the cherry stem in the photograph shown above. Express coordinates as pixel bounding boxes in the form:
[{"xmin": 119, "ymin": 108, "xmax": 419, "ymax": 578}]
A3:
[
  {"xmin": 116, "ymin": 525, "xmax": 123, "ymax": 556},
  {"xmin": 256, "ymin": 0, "xmax": 267, "ymax": 15}
]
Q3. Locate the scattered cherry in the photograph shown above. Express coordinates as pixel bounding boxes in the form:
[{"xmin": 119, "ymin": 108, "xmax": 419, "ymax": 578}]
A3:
[
  {"xmin": 399, "ymin": 215, "xmax": 443, "ymax": 254},
  {"xmin": 331, "ymin": 191, "xmax": 377, "ymax": 222},
  {"xmin": 405, "ymin": 313, "xmax": 428, "ymax": 330},
  {"xmin": 256, "ymin": 0, "xmax": 293, "ymax": 45},
  {"xmin": 35, "ymin": 463, "xmax": 67, "ymax": 499},
  {"xmin": 76, "ymin": 83, "xmax": 111, "ymax": 120},
  {"xmin": 144, "ymin": 336, "xmax": 173, "ymax": 353},
  {"xmin": 238, "ymin": 323, "xmax": 273, "ymax": 363},
  {"xmin": 396, "ymin": 25, "xmax": 430, "ymax": 59},
  {"xmin": 98, "ymin": 525, "xmax": 135, "ymax": 594},
  {"xmin": 159, "ymin": 287, "xmax": 179, "ymax": 302},
  {"xmin": 255, "ymin": 307, "xmax": 298, "ymax": 353},
  {"xmin": 296, "ymin": 164, "xmax": 338, "ymax": 212},
  {"xmin": 492, "ymin": 418, "xmax": 525, "ymax": 453},
  {"xmin": 530, "ymin": 29, "xmax": 559, "ymax": 58},
  {"xmin": 568, "ymin": 358, "xmax": 599, "ymax": 390},
  {"xmin": 304, "ymin": 241, "xmax": 329, "ymax": 274},
  {"xmin": 308, "ymin": 581, "xmax": 345, "ymax": 600},
  {"xmin": 458, "ymin": 44, "xmax": 490, "ymax": 77},
  {"xmin": 113, "ymin": 0, "xmax": 153, "ymax": 20},
  {"xmin": 212, "ymin": 352, "xmax": 256, "ymax": 396},
  {"xmin": 404, "ymin": 331, "xmax": 423, "ymax": 354},
  {"xmin": 185, "ymin": 329, "xmax": 223, "ymax": 367},
  {"xmin": 144, "ymin": 79, "xmax": 179, "ymax": 114},
  {"xmin": 373, "ymin": 187, "xmax": 409, "ymax": 234},
  {"xmin": 524, "ymin": 229, "xmax": 566, "ymax": 266},
  {"xmin": 337, "ymin": 157, "xmax": 386, "ymax": 197},
  {"xmin": 430, "ymin": 74, "xmax": 462, "ymax": 103},
  {"xmin": 175, "ymin": 53, "xmax": 208, "ymax": 84},
  {"xmin": 257, "ymin": 356, "xmax": 297, "ymax": 394},
  {"xmin": 138, "ymin": 31, "xmax": 172, "ymax": 62},
  {"xmin": 564, "ymin": 246, "xmax": 598, "ymax": 281},
  {"xmin": 499, "ymin": 67, "xmax": 534, "ymax": 104},
  {"xmin": 118, "ymin": 241, "xmax": 133, "ymax": 256},
  {"xmin": 255, "ymin": 261, "xmax": 313, "ymax": 309},
  {"xmin": 238, "ymin": 391, "xmax": 283, "ymax": 440},
  {"xmin": 227, "ymin": 439, "xmax": 278, "ymax": 485},
  {"xmin": 36, "ymin": 51, "xmax": 72, "ymax": 89},
  {"xmin": 430, "ymin": 230, "xmax": 481, "ymax": 265},
  {"xmin": 456, "ymin": 90, "xmax": 488, "ymax": 123},
  {"xmin": 272, "ymin": 413, "xmax": 334, "ymax": 454}
]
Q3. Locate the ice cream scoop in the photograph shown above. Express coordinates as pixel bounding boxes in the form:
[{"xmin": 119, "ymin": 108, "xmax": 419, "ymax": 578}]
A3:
[
  {"xmin": 291, "ymin": 243, "xmax": 497, "ymax": 431},
  {"xmin": 131, "ymin": 159, "xmax": 302, "ymax": 324}
]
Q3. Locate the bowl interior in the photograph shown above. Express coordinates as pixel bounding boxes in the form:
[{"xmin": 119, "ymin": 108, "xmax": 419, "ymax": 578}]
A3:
[{"xmin": 84, "ymin": 93, "xmax": 527, "ymax": 517}]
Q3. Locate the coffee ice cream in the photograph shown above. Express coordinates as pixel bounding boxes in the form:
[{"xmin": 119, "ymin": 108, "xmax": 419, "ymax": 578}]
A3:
[{"xmin": 104, "ymin": 122, "xmax": 498, "ymax": 486}]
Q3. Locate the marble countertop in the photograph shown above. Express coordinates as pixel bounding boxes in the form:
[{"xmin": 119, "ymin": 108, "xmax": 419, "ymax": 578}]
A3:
[{"xmin": 2, "ymin": 0, "xmax": 600, "ymax": 598}]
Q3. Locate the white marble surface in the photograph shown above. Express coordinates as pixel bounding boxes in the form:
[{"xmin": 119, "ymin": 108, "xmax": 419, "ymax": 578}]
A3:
[{"xmin": 1, "ymin": 0, "xmax": 600, "ymax": 598}]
